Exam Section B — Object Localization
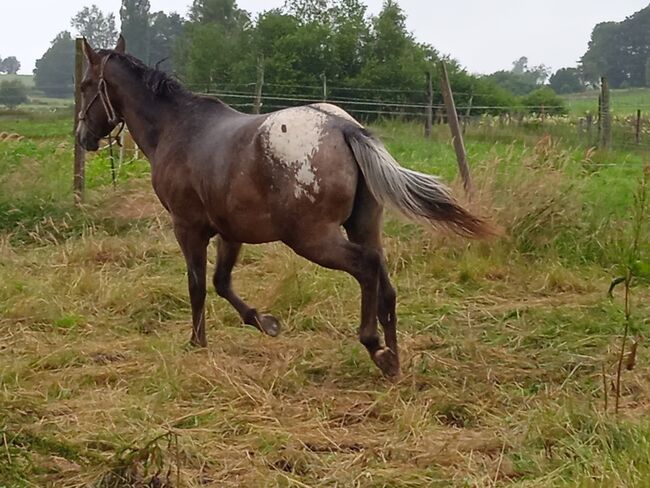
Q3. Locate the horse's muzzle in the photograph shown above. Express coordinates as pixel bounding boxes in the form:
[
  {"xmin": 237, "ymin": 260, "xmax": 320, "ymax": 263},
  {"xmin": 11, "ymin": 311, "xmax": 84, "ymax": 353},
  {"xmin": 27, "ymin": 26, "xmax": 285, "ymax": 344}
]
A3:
[{"xmin": 76, "ymin": 127, "xmax": 100, "ymax": 151}]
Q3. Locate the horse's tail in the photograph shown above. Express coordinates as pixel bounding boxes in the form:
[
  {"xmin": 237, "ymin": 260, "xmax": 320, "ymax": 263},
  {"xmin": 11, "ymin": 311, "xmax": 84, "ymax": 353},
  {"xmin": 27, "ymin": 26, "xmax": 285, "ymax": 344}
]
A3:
[{"xmin": 344, "ymin": 127, "xmax": 496, "ymax": 239}]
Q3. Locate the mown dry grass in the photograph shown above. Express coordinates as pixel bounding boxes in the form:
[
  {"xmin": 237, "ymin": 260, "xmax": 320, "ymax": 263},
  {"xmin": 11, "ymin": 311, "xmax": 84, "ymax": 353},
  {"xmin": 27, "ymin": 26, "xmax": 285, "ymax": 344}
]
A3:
[{"xmin": 1, "ymin": 119, "xmax": 650, "ymax": 487}]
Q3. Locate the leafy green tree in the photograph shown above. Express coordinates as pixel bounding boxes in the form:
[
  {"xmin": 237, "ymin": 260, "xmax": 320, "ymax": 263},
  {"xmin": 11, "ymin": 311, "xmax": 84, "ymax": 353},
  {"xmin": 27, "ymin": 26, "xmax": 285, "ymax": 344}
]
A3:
[
  {"xmin": 33, "ymin": 31, "xmax": 75, "ymax": 98},
  {"xmin": 189, "ymin": 0, "xmax": 250, "ymax": 30},
  {"xmin": 71, "ymin": 5, "xmax": 118, "ymax": 49},
  {"xmin": 485, "ymin": 57, "xmax": 549, "ymax": 96},
  {"xmin": 171, "ymin": 0, "xmax": 525, "ymax": 117},
  {"xmin": 522, "ymin": 87, "xmax": 566, "ymax": 115},
  {"xmin": 178, "ymin": 0, "xmax": 252, "ymax": 89},
  {"xmin": 354, "ymin": 0, "xmax": 430, "ymax": 100},
  {"xmin": 549, "ymin": 67, "xmax": 584, "ymax": 94},
  {"xmin": 0, "ymin": 56, "xmax": 21, "ymax": 75},
  {"xmin": 120, "ymin": 0, "xmax": 151, "ymax": 62},
  {"xmin": 0, "ymin": 80, "xmax": 28, "ymax": 108},
  {"xmin": 581, "ymin": 6, "xmax": 650, "ymax": 88},
  {"xmin": 149, "ymin": 12, "xmax": 184, "ymax": 71}
]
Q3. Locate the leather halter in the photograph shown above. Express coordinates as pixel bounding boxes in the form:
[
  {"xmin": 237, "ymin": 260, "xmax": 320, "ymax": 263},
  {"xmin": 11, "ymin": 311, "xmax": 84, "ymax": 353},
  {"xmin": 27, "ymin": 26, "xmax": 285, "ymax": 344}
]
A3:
[
  {"xmin": 78, "ymin": 52, "xmax": 124, "ymax": 189},
  {"xmin": 78, "ymin": 53, "xmax": 124, "ymax": 141}
]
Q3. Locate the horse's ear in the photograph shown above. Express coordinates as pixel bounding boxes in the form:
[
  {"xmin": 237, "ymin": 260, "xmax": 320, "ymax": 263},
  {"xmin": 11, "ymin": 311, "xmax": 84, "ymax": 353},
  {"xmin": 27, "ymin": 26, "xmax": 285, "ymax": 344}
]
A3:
[
  {"xmin": 115, "ymin": 35, "xmax": 126, "ymax": 54},
  {"xmin": 82, "ymin": 38, "xmax": 100, "ymax": 66}
]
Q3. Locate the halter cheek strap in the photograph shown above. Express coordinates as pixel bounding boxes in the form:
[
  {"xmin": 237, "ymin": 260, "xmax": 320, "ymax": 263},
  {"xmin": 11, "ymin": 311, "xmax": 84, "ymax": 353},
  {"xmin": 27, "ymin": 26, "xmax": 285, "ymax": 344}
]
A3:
[
  {"xmin": 78, "ymin": 52, "xmax": 125, "ymax": 189},
  {"xmin": 78, "ymin": 53, "xmax": 123, "ymax": 136}
]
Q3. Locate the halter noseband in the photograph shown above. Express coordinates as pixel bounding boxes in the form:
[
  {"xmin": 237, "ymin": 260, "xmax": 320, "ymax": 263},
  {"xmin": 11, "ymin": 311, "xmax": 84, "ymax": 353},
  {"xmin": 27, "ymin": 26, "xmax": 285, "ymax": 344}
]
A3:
[{"xmin": 78, "ymin": 53, "xmax": 124, "ymax": 140}]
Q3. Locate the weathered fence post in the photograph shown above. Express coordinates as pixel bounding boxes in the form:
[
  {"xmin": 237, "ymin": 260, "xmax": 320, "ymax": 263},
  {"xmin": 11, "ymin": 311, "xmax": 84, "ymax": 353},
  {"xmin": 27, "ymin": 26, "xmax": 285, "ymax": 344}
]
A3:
[
  {"xmin": 73, "ymin": 38, "xmax": 85, "ymax": 204},
  {"xmin": 635, "ymin": 109, "xmax": 642, "ymax": 145},
  {"xmin": 439, "ymin": 61, "xmax": 472, "ymax": 196},
  {"xmin": 463, "ymin": 93, "xmax": 473, "ymax": 135},
  {"xmin": 424, "ymin": 70, "xmax": 433, "ymax": 138},
  {"xmin": 253, "ymin": 56, "xmax": 264, "ymax": 114},
  {"xmin": 597, "ymin": 94, "xmax": 602, "ymax": 143},
  {"xmin": 599, "ymin": 77, "xmax": 612, "ymax": 150},
  {"xmin": 585, "ymin": 113, "xmax": 593, "ymax": 145},
  {"xmin": 322, "ymin": 73, "xmax": 327, "ymax": 102}
]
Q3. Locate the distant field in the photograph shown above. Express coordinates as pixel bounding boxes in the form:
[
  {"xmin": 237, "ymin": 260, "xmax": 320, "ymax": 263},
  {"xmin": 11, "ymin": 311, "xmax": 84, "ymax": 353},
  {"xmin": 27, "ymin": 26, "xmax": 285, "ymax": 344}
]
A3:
[
  {"xmin": 563, "ymin": 87, "xmax": 650, "ymax": 116},
  {"xmin": 0, "ymin": 73, "xmax": 34, "ymax": 88}
]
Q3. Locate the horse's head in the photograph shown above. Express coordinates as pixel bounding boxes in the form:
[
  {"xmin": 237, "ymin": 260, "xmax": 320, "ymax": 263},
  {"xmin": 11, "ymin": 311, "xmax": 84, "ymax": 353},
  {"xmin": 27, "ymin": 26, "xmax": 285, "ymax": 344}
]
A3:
[{"xmin": 76, "ymin": 36, "xmax": 126, "ymax": 151}]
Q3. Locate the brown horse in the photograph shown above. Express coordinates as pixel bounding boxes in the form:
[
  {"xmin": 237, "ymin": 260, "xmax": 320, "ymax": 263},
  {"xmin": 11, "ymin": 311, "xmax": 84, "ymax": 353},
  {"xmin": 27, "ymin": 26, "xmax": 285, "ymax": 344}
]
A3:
[{"xmin": 76, "ymin": 37, "xmax": 494, "ymax": 377}]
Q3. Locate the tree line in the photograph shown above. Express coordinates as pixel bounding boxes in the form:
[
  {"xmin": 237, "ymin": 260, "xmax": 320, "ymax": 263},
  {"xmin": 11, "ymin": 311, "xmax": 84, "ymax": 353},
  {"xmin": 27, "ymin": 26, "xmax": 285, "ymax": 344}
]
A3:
[
  {"xmin": 31, "ymin": 0, "xmax": 569, "ymax": 116},
  {"xmin": 8, "ymin": 1, "xmax": 650, "ymax": 113}
]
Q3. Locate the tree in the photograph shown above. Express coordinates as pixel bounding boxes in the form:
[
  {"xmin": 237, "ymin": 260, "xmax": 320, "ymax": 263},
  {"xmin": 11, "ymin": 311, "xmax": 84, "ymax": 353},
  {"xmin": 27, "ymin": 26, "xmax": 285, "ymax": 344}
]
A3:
[
  {"xmin": 189, "ymin": 0, "xmax": 250, "ymax": 30},
  {"xmin": 149, "ymin": 12, "xmax": 184, "ymax": 71},
  {"xmin": 0, "ymin": 56, "xmax": 21, "ymax": 75},
  {"xmin": 0, "ymin": 80, "xmax": 28, "ymax": 108},
  {"xmin": 71, "ymin": 5, "xmax": 118, "ymax": 49},
  {"xmin": 580, "ymin": 6, "xmax": 650, "ymax": 88},
  {"xmin": 522, "ymin": 87, "xmax": 566, "ymax": 115},
  {"xmin": 549, "ymin": 67, "xmax": 584, "ymax": 94},
  {"xmin": 120, "ymin": 0, "xmax": 151, "ymax": 62},
  {"xmin": 178, "ymin": 0, "xmax": 252, "ymax": 88},
  {"xmin": 485, "ymin": 57, "xmax": 550, "ymax": 96},
  {"xmin": 354, "ymin": 0, "xmax": 431, "ymax": 100},
  {"xmin": 33, "ymin": 31, "xmax": 75, "ymax": 98}
]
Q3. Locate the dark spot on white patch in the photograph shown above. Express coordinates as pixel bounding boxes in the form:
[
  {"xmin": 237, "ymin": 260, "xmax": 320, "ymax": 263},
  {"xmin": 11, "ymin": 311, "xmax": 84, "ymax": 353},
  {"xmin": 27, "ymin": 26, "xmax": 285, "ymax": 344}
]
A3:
[{"xmin": 281, "ymin": 124, "xmax": 287, "ymax": 133}]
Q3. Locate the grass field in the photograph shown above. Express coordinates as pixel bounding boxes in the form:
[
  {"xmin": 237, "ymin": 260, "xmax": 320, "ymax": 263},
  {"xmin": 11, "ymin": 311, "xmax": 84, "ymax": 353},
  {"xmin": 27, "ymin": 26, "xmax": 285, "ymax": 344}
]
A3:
[
  {"xmin": 1, "ymin": 111, "xmax": 649, "ymax": 487},
  {"xmin": 564, "ymin": 87, "xmax": 650, "ymax": 116},
  {"xmin": 0, "ymin": 74, "xmax": 34, "ymax": 88}
]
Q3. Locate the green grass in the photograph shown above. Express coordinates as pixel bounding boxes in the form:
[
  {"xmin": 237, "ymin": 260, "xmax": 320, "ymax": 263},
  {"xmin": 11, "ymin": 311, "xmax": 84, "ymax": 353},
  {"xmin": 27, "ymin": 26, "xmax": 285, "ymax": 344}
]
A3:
[
  {"xmin": 564, "ymin": 87, "xmax": 650, "ymax": 116},
  {"xmin": 0, "ymin": 73, "xmax": 34, "ymax": 88},
  {"xmin": 0, "ymin": 112, "xmax": 649, "ymax": 486}
]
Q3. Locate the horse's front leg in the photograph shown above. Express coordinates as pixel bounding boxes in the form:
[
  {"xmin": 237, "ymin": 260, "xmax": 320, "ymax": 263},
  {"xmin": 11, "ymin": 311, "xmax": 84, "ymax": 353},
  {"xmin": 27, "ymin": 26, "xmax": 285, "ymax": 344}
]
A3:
[
  {"xmin": 213, "ymin": 236, "xmax": 280, "ymax": 337},
  {"xmin": 173, "ymin": 223, "xmax": 209, "ymax": 347}
]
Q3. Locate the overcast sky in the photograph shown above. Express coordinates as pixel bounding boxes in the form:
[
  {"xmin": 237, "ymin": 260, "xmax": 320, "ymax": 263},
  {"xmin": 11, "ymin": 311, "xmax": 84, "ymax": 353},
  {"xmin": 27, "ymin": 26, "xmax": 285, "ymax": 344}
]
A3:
[{"xmin": 2, "ymin": 0, "xmax": 648, "ymax": 75}]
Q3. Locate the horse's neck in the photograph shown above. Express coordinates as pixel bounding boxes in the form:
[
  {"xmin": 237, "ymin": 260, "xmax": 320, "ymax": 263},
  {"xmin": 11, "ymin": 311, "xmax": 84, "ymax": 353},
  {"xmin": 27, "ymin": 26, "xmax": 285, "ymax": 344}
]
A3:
[{"xmin": 116, "ymin": 85, "xmax": 171, "ymax": 160}]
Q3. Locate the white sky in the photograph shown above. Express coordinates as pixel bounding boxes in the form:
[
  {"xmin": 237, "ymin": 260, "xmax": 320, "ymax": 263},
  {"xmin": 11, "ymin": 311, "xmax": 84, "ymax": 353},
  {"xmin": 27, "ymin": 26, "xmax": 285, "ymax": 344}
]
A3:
[{"xmin": 2, "ymin": 0, "xmax": 648, "ymax": 75}]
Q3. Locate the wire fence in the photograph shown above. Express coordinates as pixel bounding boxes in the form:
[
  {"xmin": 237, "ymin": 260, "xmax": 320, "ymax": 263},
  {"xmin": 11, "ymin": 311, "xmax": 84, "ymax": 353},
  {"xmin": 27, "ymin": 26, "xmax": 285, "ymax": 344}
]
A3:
[{"xmin": 18, "ymin": 78, "xmax": 650, "ymax": 158}]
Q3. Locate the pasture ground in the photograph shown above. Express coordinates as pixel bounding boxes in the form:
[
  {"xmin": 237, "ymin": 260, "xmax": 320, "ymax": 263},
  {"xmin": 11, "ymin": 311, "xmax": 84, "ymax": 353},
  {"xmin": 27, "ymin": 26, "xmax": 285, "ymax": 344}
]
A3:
[
  {"xmin": 1, "ymin": 111, "xmax": 649, "ymax": 487},
  {"xmin": 563, "ymin": 87, "xmax": 650, "ymax": 116}
]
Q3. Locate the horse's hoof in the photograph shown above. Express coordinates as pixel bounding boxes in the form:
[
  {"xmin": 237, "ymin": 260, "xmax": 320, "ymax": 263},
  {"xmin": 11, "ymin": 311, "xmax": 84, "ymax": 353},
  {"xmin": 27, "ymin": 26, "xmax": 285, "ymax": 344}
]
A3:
[
  {"xmin": 259, "ymin": 314, "xmax": 281, "ymax": 337},
  {"xmin": 373, "ymin": 348, "xmax": 400, "ymax": 378}
]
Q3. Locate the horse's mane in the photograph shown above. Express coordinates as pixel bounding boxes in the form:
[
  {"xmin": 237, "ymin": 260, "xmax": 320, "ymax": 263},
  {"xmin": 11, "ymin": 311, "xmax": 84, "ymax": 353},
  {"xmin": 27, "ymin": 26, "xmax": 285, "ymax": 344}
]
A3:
[{"xmin": 100, "ymin": 50, "xmax": 189, "ymax": 101}]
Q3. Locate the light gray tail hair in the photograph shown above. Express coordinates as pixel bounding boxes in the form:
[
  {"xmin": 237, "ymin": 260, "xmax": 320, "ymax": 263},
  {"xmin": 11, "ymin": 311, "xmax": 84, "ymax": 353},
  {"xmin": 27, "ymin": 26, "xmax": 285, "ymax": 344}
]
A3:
[{"xmin": 344, "ymin": 127, "xmax": 495, "ymax": 238}]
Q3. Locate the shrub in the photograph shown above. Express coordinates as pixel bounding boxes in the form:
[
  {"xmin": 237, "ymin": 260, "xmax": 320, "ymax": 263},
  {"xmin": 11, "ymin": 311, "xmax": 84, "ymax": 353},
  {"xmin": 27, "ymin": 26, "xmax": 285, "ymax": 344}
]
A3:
[
  {"xmin": 522, "ymin": 87, "xmax": 567, "ymax": 115},
  {"xmin": 0, "ymin": 80, "xmax": 28, "ymax": 109}
]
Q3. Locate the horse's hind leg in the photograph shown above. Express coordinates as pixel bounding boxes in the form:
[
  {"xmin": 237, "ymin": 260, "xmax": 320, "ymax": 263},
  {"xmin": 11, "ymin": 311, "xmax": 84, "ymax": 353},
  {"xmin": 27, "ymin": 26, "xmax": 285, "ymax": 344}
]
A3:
[
  {"xmin": 173, "ymin": 223, "xmax": 209, "ymax": 348},
  {"xmin": 289, "ymin": 226, "xmax": 399, "ymax": 377},
  {"xmin": 213, "ymin": 236, "xmax": 280, "ymax": 337},
  {"xmin": 344, "ymin": 182, "xmax": 398, "ymax": 360}
]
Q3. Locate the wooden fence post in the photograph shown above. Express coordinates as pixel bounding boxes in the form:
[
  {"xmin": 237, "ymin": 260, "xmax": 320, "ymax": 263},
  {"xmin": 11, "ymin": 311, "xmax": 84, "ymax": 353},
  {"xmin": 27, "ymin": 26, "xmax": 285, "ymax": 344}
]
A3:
[
  {"xmin": 253, "ymin": 56, "xmax": 264, "ymax": 114},
  {"xmin": 74, "ymin": 38, "xmax": 85, "ymax": 204},
  {"xmin": 597, "ymin": 94, "xmax": 602, "ymax": 143},
  {"xmin": 424, "ymin": 71, "xmax": 433, "ymax": 138},
  {"xmin": 635, "ymin": 109, "xmax": 642, "ymax": 145},
  {"xmin": 322, "ymin": 73, "xmax": 328, "ymax": 102},
  {"xmin": 599, "ymin": 77, "xmax": 611, "ymax": 150},
  {"xmin": 439, "ymin": 61, "xmax": 472, "ymax": 196},
  {"xmin": 586, "ymin": 113, "xmax": 593, "ymax": 146},
  {"xmin": 463, "ymin": 93, "xmax": 473, "ymax": 135}
]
